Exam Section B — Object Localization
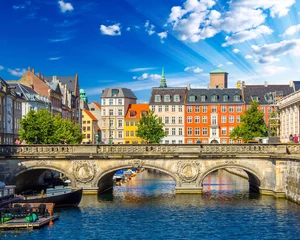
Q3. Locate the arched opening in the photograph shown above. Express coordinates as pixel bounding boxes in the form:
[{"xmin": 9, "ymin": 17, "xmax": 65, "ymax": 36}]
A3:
[
  {"xmin": 210, "ymin": 140, "xmax": 219, "ymax": 144},
  {"xmin": 15, "ymin": 168, "xmax": 73, "ymax": 194},
  {"xmin": 200, "ymin": 166, "xmax": 261, "ymax": 197},
  {"xmin": 96, "ymin": 167, "xmax": 176, "ymax": 198}
]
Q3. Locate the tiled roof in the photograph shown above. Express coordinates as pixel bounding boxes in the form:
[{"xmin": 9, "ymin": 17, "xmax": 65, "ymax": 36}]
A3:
[
  {"xmin": 186, "ymin": 88, "xmax": 244, "ymax": 104},
  {"xmin": 44, "ymin": 76, "xmax": 77, "ymax": 92},
  {"xmin": 93, "ymin": 102, "xmax": 101, "ymax": 109},
  {"xmin": 83, "ymin": 110, "xmax": 97, "ymax": 121},
  {"xmin": 125, "ymin": 104, "xmax": 149, "ymax": 120},
  {"xmin": 243, "ymin": 84, "xmax": 294, "ymax": 105},
  {"xmin": 101, "ymin": 88, "xmax": 137, "ymax": 99},
  {"xmin": 149, "ymin": 87, "xmax": 187, "ymax": 105}
]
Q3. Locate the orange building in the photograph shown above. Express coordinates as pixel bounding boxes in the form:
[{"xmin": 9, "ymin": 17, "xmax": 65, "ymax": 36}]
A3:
[{"xmin": 124, "ymin": 104, "xmax": 149, "ymax": 144}]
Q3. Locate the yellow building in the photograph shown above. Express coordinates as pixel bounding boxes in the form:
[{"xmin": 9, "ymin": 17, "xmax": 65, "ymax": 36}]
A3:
[
  {"xmin": 124, "ymin": 104, "xmax": 149, "ymax": 144},
  {"xmin": 82, "ymin": 109, "xmax": 99, "ymax": 144}
]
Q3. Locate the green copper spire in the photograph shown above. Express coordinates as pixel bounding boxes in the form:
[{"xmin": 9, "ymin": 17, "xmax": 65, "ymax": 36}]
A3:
[{"xmin": 159, "ymin": 67, "xmax": 167, "ymax": 88}]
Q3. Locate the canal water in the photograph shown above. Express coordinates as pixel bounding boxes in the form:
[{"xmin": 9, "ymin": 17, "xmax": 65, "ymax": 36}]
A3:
[{"xmin": 3, "ymin": 170, "xmax": 300, "ymax": 240}]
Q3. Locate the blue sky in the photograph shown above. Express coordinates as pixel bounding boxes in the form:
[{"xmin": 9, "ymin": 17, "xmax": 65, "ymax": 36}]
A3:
[{"xmin": 1, "ymin": 0, "xmax": 300, "ymax": 103}]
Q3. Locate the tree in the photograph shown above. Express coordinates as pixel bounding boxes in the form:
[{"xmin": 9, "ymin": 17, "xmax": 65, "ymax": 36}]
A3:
[
  {"xmin": 230, "ymin": 101, "xmax": 268, "ymax": 142},
  {"xmin": 52, "ymin": 115, "xmax": 82, "ymax": 144},
  {"xmin": 136, "ymin": 110, "xmax": 167, "ymax": 143},
  {"xmin": 19, "ymin": 109, "xmax": 83, "ymax": 144}
]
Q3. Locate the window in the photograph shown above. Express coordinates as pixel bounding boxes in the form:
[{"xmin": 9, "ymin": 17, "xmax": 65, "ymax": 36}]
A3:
[
  {"xmin": 126, "ymin": 131, "xmax": 129, "ymax": 137},
  {"xmin": 165, "ymin": 105, "xmax": 169, "ymax": 112},
  {"xmin": 109, "ymin": 119, "xmax": 113, "ymax": 127},
  {"xmin": 222, "ymin": 139, "xmax": 227, "ymax": 144},
  {"xmin": 87, "ymin": 121, "xmax": 90, "ymax": 124},
  {"xmin": 178, "ymin": 105, "xmax": 183, "ymax": 112},
  {"xmin": 83, "ymin": 121, "xmax": 86, "ymax": 124},
  {"xmin": 187, "ymin": 128, "xmax": 192, "ymax": 136},
  {"xmin": 172, "ymin": 128, "xmax": 176, "ymax": 135},
  {"xmin": 233, "ymin": 95, "xmax": 241, "ymax": 102},
  {"xmin": 174, "ymin": 95, "xmax": 180, "ymax": 102},
  {"xmin": 172, "ymin": 105, "xmax": 176, "ymax": 112},
  {"xmin": 126, "ymin": 121, "xmax": 129, "ymax": 126},
  {"xmin": 165, "ymin": 117, "xmax": 169, "ymax": 124},
  {"xmin": 212, "ymin": 128, "xmax": 217, "ymax": 136},
  {"xmin": 178, "ymin": 116, "xmax": 183, "ymax": 124},
  {"xmin": 172, "ymin": 117, "xmax": 176, "ymax": 124},
  {"xmin": 229, "ymin": 116, "xmax": 234, "ymax": 123},
  {"xmin": 237, "ymin": 139, "xmax": 242, "ymax": 144},
  {"xmin": 103, "ymin": 109, "xmax": 106, "ymax": 116},
  {"xmin": 130, "ymin": 111, "xmax": 136, "ymax": 117},
  {"xmin": 118, "ymin": 131, "xmax": 122, "ymax": 138},
  {"xmin": 135, "ymin": 121, "xmax": 138, "ymax": 126},
  {"xmin": 151, "ymin": 105, "xmax": 155, "ymax": 112},
  {"xmin": 223, "ymin": 95, "xmax": 229, "ymax": 102},
  {"xmin": 187, "ymin": 106, "xmax": 192, "ymax": 113},
  {"xmin": 179, "ymin": 128, "xmax": 183, "ymax": 135},
  {"xmin": 221, "ymin": 127, "xmax": 227, "ymax": 135},
  {"xmin": 164, "ymin": 95, "xmax": 171, "ymax": 102},
  {"xmin": 165, "ymin": 140, "xmax": 169, "ymax": 144},
  {"xmin": 179, "ymin": 140, "xmax": 183, "ymax": 144},
  {"xmin": 211, "ymin": 95, "xmax": 218, "ymax": 102},
  {"xmin": 236, "ymin": 116, "xmax": 240, "ymax": 123},
  {"xmin": 189, "ymin": 95, "xmax": 196, "ymax": 102},
  {"xmin": 221, "ymin": 106, "xmax": 226, "ymax": 112},
  {"xmin": 221, "ymin": 116, "xmax": 226, "ymax": 123},
  {"xmin": 211, "ymin": 115, "xmax": 217, "ymax": 125},
  {"xmin": 202, "ymin": 106, "xmax": 207, "ymax": 113},
  {"xmin": 251, "ymin": 96, "xmax": 259, "ymax": 102},
  {"xmin": 165, "ymin": 128, "xmax": 169, "ymax": 135},
  {"xmin": 202, "ymin": 128, "xmax": 208, "ymax": 135},
  {"xmin": 202, "ymin": 116, "xmax": 207, "ymax": 123},
  {"xmin": 268, "ymin": 107, "xmax": 272, "ymax": 113},
  {"xmin": 188, "ymin": 140, "xmax": 193, "ymax": 144},
  {"xmin": 102, "ymin": 120, "xmax": 106, "ymax": 127},
  {"xmin": 195, "ymin": 127, "xmax": 200, "ymax": 135},
  {"xmin": 155, "ymin": 95, "xmax": 161, "ymax": 102},
  {"xmin": 172, "ymin": 140, "xmax": 176, "ymax": 144},
  {"xmin": 118, "ymin": 119, "xmax": 123, "ymax": 127},
  {"xmin": 102, "ymin": 99, "xmax": 106, "ymax": 105},
  {"xmin": 200, "ymin": 95, "xmax": 206, "ymax": 102},
  {"xmin": 212, "ymin": 106, "xmax": 217, "ymax": 113},
  {"xmin": 112, "ymin": 89, "xmax": 119, "ymax": 96},
  {"xmin": 130, "ymin": 131, "xmax": 134, "ymax": 137},
  {"xmin": 118, "ymin": 109, "xmax": 123, "ymax": 116},
  {"xmin": 187, "ymin": 116, "xmax": 192, "ymax": 123},
  {"xmin": 109, "ymin": 109, "xmax": 113, "ymax": 116},
  {"xmin": 87, "ymin": 126, "xmax": 90, "ymax": 131},
  {"xmin": 87, "ymin": 134, "xmax": 90, "ymax": 138},
  {"xmin": 118, "ymin": 99, "xmax": 122, "ymax": 105},
  {"xmin": 109, "ymin": 99, "xmax": 113, "ymax": 105},
  {"xmin": 229, "ymin": 139, "xmax": 234, "ymax": 144},
  {"xmin": 83, "ymin": 127, "xmax": 86, "ymax": 132},
  {"xmin": 130, "ymin": 121, "xmax": 134, "ymax": 126},
  {"xmin": 195, "ymin": 106, "xmax": 200, "ymax": 113},
  {"xmin": 91, "ymin": 108, "xmax": 95, "ymax": 111},
  {"xmin": 195, "ymin": 116, "xmax": 200, "ymax": 123},
  {"xmin": 158, "ymin": 105, "xmax": 162, "ymax": 112},
  {"xmin": 237, "ymin": 106, "xmax": 242, "ymax": 112},
  {"xmin": 229, "ymin": 106, "xmax": 234, "ymax": 112}
]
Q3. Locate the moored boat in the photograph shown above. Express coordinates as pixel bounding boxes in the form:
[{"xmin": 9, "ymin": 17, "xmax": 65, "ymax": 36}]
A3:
[
  {"xmin": 17, "ymin": 186, "xmax": 83, "ymax": 207},
  {"xmin": 0, "ymin": 182, "xmax": 21, "ymax": 208}
]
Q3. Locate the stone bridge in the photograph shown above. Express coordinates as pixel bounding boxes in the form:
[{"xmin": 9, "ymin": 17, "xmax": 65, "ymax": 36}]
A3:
[{"xmin": 1, "ymin": 144, "xmax": 300, "ymax": 202}]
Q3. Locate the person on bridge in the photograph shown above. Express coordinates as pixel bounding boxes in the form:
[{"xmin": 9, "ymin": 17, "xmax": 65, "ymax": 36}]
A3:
[{"xmin": 293, "ymin": 134, "xmax": 299, "ymax": 143}]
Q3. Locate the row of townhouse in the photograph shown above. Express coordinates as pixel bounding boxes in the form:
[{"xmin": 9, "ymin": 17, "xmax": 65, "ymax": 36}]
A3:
[{"xmin": 0, "ymin": 67, "xmax": 81, "ymax": 144}]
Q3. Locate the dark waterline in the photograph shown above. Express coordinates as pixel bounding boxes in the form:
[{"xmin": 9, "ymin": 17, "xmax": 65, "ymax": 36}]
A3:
[{"xmin": 3, "ymin": 170, "xmax": 300, "ymax": 240}]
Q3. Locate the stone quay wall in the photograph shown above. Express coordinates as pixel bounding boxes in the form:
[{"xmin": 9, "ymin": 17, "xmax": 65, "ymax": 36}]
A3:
[{"xmin": 285, "ymin": 160, "xmax": 300, "ymax": 204}]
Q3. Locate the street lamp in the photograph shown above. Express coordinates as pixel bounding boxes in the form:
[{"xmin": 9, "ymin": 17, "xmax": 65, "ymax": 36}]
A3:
[{"xmin": 95, "ymin": 134, "xmax": 99, "ymax": 145}]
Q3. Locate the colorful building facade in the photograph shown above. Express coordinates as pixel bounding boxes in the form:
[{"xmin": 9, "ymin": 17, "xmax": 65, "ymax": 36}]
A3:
[
  {"xmin": 124, "ymin": 104, "xmax": 149, "ymax": 144},
  {"xmin": 82, "ymin": 109, "xmax": 99, "ymax": 144}
]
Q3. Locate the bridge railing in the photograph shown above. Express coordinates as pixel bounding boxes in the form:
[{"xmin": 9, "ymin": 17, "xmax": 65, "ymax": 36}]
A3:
[{"xmin": 0, "ymin": 144, "xmax": 298, "ymax": 157}]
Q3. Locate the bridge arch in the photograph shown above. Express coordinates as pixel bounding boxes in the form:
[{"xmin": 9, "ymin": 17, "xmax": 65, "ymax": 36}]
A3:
[{"xmin": 197, "ymin": 163, "xmax": 263, "ymax": 192}]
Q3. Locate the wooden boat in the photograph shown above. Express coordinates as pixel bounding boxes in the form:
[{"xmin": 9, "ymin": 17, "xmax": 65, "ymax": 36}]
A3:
[
  {"xmin": 17, "ymin": 186, "xmax": 83, "ymax": 207},
  {"xmin": 0, "ymin": 182, "xmax": 21, "ymax": 208}
]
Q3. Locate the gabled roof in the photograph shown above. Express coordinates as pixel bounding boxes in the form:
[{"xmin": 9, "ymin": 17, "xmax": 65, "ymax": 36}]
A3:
[
  {"xmin": 83, "ymin": 109, "xmax": 97, "ymax": 121},
  {"xmin": 44, "ymin": 76, "xmax": 77, "ymax": 92},
  {"xmin": 93, "ymin": 102, "xmax": 101, "ymax": 109},
  {"xmin": 101, "ymin": 88, "xmax": 137, "ymax": 99},
  {"xmin": 149, "ymin": 87, "xmax": 187, "ymax": 105},
  {"xmin": 186, "ymin": 88, "xmax": 244, "ymax": 104},
  {"xmin": 243, "ymin": 84, "xmax": 294, "ymax": 105},
  {"xmin": 125, "ymin": 104, "xmax": 149, "ymax": 120}
]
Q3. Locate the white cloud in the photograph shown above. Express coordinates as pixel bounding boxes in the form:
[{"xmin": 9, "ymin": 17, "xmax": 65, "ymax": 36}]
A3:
[
  {"xmin": 145, "ymin": 20, "xmax": 155, "ymax": 35},
  {"xmin": 126, "ymin": 27, "xmax": 131, "ymax": 31},
  {"xmin": 58, "ymin": 0, "xmax": 74, "ymax": 13},
  {"xmin": 134, "ymin": 73, "xmax": 161, "ymax": 81},
  {"xmin": 217, "ymin": 64, "xmax": 223, "ymax": 67},
  {"xmin": 100, "ymin": 24, "xmax": 121, "ymax": 36},
  {"xmin": 48, "ymin": 57, "xmax": 62, "ymax": 61},
  {"xmin": 129, "ymin": 67, "xmax": 157, "ymax": 72},
  {"xmin": 233, "ymin": 48, "xmax": 240, "ymax": 53},
  {"xmin": 48, "ymin": 37, "xmax": 73, "ymax": 42},
  {"xmin": 0, "ymin": 66, "xmax": 4, "ymax": 70},
  {"xmin": 257, "ymin": 56, "xmax": 280, "ymax": 64},
  {"xmin": 245, "ymin": 55, "xmax": 253, "ymax": 59},
  {"xmin": 263, "ymin": 65, "xmax": 289, "ymax": 75},
  {"xmin": 282, "ymin": 24, "xmax": 300, "ymax": 37},
  {"xmin": 184, "ymin": 66, "xmax": 203, "ymax": 73},
  {"xmin": 223, "ymin": 25, "xmax": 273, "ymax": 46},
  {"xmin": 157, "ymin": 31, "xmax": 167, "ymax": 43},
  {"xmin": 8, "ymin": 68, "xmax": 27, "ymax": 77},
  {"xmin": 227, "ymin": 62, "xmax": 233, "ymax": 65}
]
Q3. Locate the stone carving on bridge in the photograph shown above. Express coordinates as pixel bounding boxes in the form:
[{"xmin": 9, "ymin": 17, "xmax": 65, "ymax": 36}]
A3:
[
  {"xmin": 176, "ymin": 161, "xmax": 201, "ymax": 183},
  {"xmin": 73, "ymin": 160, "xmax": 97, "ymax": 183},
  {"xmin": 129, "ymin": 159, "xmax": 145, "ymax": 168},
  {"xmin": 32, "ymin": 160, "xmax": 52, "ymax": 166}
]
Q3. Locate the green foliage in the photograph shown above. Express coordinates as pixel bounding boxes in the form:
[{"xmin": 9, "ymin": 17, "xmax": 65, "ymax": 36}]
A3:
[
  {"xmin": 136, "ymin": 110, "xmax": 167, "ymax": 143},
  {"xmin": 229, "ymin": 101, "xmax": 268, "ymax": 142},
  {"xmin": 19, "ymin": 109, "xmax": 82, "ymax": 144}
]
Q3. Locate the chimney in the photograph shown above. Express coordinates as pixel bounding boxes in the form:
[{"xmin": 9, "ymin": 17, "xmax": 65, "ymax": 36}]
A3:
[
  {"xmin": 32, "ymin": 68, "xmax": 35, "ymax": 74},
  {"xmin": 38, "ymin": 72, "xmax": 41, "ymax": 78},
  {"xmin": 187, "ymin": 84, "xmax": 191, "ymax": 90},
  {"xmin": 241, "ymin": 81, "xmax": 245, "ymax": 101},
  {"xmin": 264, "ymin": 81, "xmax": 268, "ymax": 87},
  {"xmin": 41, "ymin": 74, "xmax": 44, "ymax": 81},
  {"xmin": 102, "ymin": 90, "xmax": 105, "ymax": 94}
]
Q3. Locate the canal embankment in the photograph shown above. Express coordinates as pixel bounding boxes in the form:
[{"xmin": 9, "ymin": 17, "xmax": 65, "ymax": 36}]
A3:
[{"xmin": 286, "ymin": 160, "xmax": 300, "ymax": 204}]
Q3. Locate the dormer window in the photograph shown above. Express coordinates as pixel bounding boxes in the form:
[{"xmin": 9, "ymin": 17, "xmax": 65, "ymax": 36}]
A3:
[
  {"xmin": 164, "ymin": 95, "xmax": 171, "ymax": 102},
  {"xmin": 233, "ymin": 95, "xmax": 241, "ymax": 102},
  {"xmin": 223, "ymin": 95, "xmax": 229, "ymax": 102},
  {"xmin": 251, "ymin": 96, "xmax": 259, "ymax": 102},
  {"xmin": 200, "ymin": 95, "xmax": 206, "ymax": 102},
  {"xmin": 211, "ymin": 94, "xmax": 218, "ymax": 102},
  {"xmin": 130, "ymin": 110, "xmax": 137, "ymax": 117},
  {"xmin": 174, "ymin": 95, "xmax": 180, "ymax": 102},
  {"xmin": 111, "ymin": 89, "xmax": 119, "ymax": 97},
  {"xmin": 155, "ymin": 95, "xmax": 161, "ymax": 102},
  {"xmin": 189, "ymin": 95, "xmax": 196, "ymax": 102}
]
